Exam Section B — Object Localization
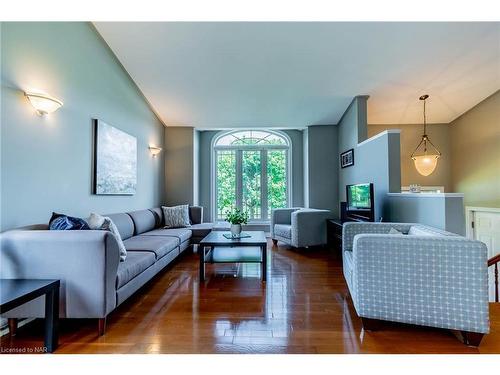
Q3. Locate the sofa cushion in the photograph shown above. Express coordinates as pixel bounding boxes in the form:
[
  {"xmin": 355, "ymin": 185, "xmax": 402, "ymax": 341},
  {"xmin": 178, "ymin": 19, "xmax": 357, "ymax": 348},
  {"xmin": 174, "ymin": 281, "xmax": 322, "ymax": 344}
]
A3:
[
  {"xmin": 116, "ymin": 251, "xmax": 156, "ymax": 289},
  {"xmin": 105, "ymin": 213, "xmax": 135, "ymax": 240},
  {"xmin": 128, "ymin": 210, "xmax": 156, "ymax": 235},
  {"xmin": 274, "ymin": 224, "xmax": 292, "ymax": 239},
  {"xmin": 123, "ymin": 235, "xmax": 178, "ymax": 260},
  {"xmin": 188, "ymin": 206, "xmax": 203, "ymax": 225},
  {"xmin": 212, "ymin": 221, "xmax": 231, "ymax": 231},
  {"xmin": 141, "ymin": 228, "xmax": 192, "ymax": 244},
  {"xmin": 189, "ymin": 223, "xmax": 214, "ymax": 238},
  {"xmin": 149, "ymin": 207, "xmax": 163, "ymax": 228}
]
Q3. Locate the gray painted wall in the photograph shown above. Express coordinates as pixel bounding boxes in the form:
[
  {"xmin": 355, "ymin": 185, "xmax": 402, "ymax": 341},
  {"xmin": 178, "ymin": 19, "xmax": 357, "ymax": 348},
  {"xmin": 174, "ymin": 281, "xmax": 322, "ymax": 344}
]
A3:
[
  {"xmin": 305, "ymin": 125, "xmax": 338, "ymax": 216},
  {"xmin": 338, "ymin": 96, "xmax": 369, "ymax": 154},
  {"xmin": 198, "ymin": 130, "xmax": 218, "ymax": 222},
  {"xmin": 386, "ymin": 194, "xmax": 465, "ymax": 235},
  {"xmin": 283, "ymin": 129, "xmax": 305, "ymax": 210},
  {"xmin": 197, "ymin": 129, "xmax": 304, "ymax": 222},
  {"xmin": 0, "ymin": 22, "xmax": 165, "ymax": 231},
  {"xmin": 164, "ymin": 127, "xmax": 197, "ymax": 206},
  {"xmin": 337, "ymin": 96, "xmax": 401, "ymax": 221},
  {"xmin": 303, "ymin": 128, "xmax": 309, "ymax": 208},
  {"xmin": 368, "ymin": 123, "xmax": 452, "ymax": 191}
]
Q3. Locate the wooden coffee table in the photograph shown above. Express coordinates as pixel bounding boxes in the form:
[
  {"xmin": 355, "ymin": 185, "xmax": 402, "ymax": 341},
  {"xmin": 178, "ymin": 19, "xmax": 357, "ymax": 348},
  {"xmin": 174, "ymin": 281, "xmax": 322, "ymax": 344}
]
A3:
[{"xmin": 199, "ymin": 231, "xmax": 267, "ymax": 282}]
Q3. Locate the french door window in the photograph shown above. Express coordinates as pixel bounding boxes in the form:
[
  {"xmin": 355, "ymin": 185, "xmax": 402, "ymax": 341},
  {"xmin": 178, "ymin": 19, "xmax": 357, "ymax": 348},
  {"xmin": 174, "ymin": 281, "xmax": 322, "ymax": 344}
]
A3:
[{"xmin": 214, "ymin": 130, "xmax": 290, "ymax": 222}]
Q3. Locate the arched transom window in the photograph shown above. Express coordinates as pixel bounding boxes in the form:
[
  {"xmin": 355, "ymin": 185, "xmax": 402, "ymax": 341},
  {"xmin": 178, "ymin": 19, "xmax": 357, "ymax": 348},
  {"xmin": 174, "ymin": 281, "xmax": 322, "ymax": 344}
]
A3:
[{"xmin": 213, "ymin": 130, "xmax": 290, "ymax": 221}]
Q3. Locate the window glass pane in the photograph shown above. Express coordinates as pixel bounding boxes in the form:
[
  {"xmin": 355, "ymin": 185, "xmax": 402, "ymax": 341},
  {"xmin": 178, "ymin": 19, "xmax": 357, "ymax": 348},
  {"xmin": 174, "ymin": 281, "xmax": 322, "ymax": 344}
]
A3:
[
  {"xmin": 267, "ymin": 150, "xmax": 287, "ymax": 218},
  {"xmin": 242, "ymin": 150, "xmax": 261, "ymax": 220},
  {"xmin": 216, "ymin": 134, "xmax": 237, "ymax": 146},
  {"xmin": 216, "ymin": 150, "xmax": 236, "ymax": 219},
  {"xmin": 216, "ymin": 130, "xmax": 287, "ymax": 146}
]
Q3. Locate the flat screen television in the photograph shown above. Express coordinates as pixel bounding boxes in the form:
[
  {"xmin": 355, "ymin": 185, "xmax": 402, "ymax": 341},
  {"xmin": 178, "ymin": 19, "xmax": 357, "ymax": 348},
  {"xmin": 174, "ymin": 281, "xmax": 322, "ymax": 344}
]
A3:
[{"xmin": 345, "ymin": 183, "xmax": 374, "ymax": 222}]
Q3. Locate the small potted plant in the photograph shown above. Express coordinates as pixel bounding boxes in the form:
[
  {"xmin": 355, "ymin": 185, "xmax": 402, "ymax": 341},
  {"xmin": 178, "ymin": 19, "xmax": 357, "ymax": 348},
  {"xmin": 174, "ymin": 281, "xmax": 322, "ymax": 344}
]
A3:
[{"xmin": 226, "ymin": 208, "xmax": 248, "ymax": 237}]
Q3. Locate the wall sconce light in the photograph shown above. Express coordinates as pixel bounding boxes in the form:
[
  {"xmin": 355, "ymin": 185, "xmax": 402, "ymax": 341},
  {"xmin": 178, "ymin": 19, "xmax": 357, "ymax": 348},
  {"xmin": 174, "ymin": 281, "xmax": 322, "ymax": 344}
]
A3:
[
  {"xmin": 25, "ymin": 91, "xmax": 63, "ymax": 116},
  {"xmin": 149, "ymin": 146, "xmax": 162, "ymax": 157}
]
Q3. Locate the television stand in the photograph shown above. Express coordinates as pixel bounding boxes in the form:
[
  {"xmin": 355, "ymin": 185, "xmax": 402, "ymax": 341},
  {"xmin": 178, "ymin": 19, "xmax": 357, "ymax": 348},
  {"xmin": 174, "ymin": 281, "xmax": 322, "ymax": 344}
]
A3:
[{"xmin": 327, "ymin": 219, "xmax": 344, "ymax": 253}]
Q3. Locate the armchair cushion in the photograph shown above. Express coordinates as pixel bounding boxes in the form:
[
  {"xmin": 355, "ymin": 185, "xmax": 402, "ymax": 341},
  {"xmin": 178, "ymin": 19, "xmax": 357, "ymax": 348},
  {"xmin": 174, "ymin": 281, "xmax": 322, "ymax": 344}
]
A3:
[{"xmin": 274, "ymin": 224, "xmax": 292, "ymax": 239}]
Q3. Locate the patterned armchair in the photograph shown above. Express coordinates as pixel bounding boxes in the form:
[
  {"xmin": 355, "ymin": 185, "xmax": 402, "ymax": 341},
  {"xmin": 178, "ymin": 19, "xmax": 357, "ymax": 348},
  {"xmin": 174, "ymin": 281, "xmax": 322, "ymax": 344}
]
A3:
[
  {"xmin": 271, "ymin": 208, "xmax": 331, "ymax": 248},
  {"xmin": 342, "ymin": 222, "xmax": 490, "ymax": 346}
]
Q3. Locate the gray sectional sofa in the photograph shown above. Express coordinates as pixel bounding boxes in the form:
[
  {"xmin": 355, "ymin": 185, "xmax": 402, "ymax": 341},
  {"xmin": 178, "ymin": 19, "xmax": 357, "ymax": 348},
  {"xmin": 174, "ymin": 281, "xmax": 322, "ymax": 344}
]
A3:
[{"xmin": 0, "ymin": 206, "xmax": 227, "ymax": 335}]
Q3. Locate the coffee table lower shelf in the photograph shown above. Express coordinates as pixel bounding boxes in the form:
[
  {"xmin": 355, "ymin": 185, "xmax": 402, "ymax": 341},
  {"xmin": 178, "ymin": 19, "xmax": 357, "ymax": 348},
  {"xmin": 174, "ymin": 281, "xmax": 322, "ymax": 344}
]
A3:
[{"xmin": 199, "ymin": 246, "xmax": 267, "ymax": 282}]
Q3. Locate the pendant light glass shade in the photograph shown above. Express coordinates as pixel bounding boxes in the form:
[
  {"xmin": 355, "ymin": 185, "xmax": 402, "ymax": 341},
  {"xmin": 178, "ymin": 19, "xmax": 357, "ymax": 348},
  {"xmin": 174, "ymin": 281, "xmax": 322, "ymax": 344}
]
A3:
[
  {"xmin": 412, "ymin": 154, "xmax": 440, "ymax": 176},
  {"xmin": 411, "ymin": 95, "xmax": 441, "ymax": 176}
]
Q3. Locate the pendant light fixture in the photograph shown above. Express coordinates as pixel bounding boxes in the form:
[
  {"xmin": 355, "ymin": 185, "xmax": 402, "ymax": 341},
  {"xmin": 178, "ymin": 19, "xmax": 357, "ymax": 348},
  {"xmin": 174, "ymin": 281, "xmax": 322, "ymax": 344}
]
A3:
[{"xmin": 411, "ymin": 94, "xmax": 441, "ymax": 176}]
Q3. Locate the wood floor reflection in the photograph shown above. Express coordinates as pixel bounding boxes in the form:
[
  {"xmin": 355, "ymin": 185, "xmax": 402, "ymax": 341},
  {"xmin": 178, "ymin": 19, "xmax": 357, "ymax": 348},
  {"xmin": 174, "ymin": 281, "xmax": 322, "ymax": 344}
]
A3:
[{"xmin": 2, "ymin": 240, "xmax": 500, "ymax": 354}]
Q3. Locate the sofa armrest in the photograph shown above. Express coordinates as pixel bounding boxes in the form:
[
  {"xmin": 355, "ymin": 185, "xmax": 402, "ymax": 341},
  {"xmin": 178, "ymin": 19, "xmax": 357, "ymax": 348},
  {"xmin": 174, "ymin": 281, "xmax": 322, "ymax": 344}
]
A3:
[
  {"xmin": 0, "ymin": 230, "xmax": 121, "ymax": 319},
  {"xmin": 352, "ymin": 234, "xmax": 489, "ymax": 333},
  {"xmin": 291, "ymin": 209, "xmax": 331, "ymax": 247},
  {"xmin": 270, "ymin": 208, "xmax": 300, "ymax": 238},
  {"xmin": 342, "ymin": 222, "xmax": 413, "ymax": 252},
  {"xmin": 189, "ymin": 206, "xmax": 204, "ymax": 224}
]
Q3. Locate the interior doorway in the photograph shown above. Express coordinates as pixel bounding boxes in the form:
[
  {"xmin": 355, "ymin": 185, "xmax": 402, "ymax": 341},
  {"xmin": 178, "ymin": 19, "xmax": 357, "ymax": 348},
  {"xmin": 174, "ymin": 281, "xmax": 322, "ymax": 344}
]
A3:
[{"xmin": 466, "ymin": 207, "xmax": 500, "ymax": 302}]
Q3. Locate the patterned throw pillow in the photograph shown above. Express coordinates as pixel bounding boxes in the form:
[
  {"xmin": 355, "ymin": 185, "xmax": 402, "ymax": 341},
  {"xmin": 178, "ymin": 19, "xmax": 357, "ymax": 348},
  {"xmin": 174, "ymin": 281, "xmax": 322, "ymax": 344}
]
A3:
[
  {"xmin": 87, "ymin": 212, "xmax": 127, "ymax": 262},
  {"xmin": 49, "ymin": 212, "xmax": 90, "ymax": 230},
  {"xmin": 162, "ymin": 205, "xmax": 191, "ymax": 228}
]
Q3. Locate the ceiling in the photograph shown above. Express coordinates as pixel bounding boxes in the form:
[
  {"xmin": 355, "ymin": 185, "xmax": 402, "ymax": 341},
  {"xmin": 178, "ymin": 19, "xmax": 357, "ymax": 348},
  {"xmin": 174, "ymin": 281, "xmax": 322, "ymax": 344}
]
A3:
[{"xmin": 94, "ymin": 22, "xmax": 500, "ymax": 129}]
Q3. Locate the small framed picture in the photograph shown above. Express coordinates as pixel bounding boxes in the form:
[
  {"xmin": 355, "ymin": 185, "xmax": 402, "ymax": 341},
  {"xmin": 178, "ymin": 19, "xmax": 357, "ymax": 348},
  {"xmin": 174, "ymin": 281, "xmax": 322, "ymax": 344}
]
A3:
[{"xmin": 340, "ymin": 148, "xmax": 354, "ymax": 168}]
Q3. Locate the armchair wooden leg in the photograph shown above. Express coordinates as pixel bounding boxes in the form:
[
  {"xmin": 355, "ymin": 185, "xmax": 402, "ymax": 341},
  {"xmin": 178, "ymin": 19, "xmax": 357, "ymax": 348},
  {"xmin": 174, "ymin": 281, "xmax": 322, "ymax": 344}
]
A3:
[
  {"xmin": 98, "ymin": 318, "xmax": 107, "ymax": 336},
  {"xmin": 272, "ymin": 239, "xmax": 278, "ymax": 246},
  {"xmin": 8, "ymin": 318, "xmax": 18, "ymax": 336},
  {"xmin": 460, "ymin": 331, "xmax": 484, "ymax": 347},
  {"xmin": 361, "ymin": 317, "xmax": 384, "ymax": 331}
]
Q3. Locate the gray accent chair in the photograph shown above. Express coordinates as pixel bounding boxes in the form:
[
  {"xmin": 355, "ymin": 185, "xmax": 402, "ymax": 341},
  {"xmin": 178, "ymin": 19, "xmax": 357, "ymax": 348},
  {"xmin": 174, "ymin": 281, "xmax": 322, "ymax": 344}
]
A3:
[
  {"xmin": 271, "ymin": 208, "xmax": 331, "ymax": 248},
  {"xmin": 342, "ymin": 222, "xmax": 490, "ymax": 346},
  {"xmin": 0, "ymin": 205, "xmax": 224, "ymax": 336}
]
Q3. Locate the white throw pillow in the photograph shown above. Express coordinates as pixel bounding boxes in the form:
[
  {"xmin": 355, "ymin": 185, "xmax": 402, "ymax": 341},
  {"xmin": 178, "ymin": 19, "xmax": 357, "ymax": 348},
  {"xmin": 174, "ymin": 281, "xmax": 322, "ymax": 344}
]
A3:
[
  {"xmin": 162, "ymin": 205, "xmax": 191, "ymax": 228},
  {"xmin": 87, "ymin": 213, "xmax": 127, "ymax": 262},
  {"xmin": 87, "ymin": 212, "xmax": 106, "ymax": 229}
]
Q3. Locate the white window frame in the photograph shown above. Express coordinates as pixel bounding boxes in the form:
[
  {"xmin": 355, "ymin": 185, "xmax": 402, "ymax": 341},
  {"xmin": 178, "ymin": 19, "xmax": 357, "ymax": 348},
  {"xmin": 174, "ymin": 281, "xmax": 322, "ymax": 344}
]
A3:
[{"xmin": 211, "ymin": 129, "xmax": 292, "ymax": 223}]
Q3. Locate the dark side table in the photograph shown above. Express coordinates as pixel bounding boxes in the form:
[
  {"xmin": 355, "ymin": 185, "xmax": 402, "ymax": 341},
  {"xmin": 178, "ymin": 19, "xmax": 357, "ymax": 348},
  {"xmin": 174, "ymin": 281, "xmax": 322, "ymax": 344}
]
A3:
[
  {"xmin": 327, "ymin": 219, "xmax": 344, "ymax": 253},
  {"xmin": 0, "ymin": 279, "xmax": 60, "ymax": 353}
]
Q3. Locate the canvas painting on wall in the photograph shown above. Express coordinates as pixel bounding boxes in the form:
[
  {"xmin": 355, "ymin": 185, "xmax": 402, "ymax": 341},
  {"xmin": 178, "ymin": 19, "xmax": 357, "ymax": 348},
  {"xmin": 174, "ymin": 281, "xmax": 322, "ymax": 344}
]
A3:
[{"xmin": 93, "ymin": 119, "xmax": 137, "ymax": 195}]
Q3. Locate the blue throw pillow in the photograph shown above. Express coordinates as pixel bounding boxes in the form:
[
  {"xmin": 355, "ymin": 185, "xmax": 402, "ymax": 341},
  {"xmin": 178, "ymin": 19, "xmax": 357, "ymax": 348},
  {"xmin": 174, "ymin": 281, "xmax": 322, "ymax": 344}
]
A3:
[{"xmin": 49, "ymin": 212, "xmax": 90, "ymax": 230}]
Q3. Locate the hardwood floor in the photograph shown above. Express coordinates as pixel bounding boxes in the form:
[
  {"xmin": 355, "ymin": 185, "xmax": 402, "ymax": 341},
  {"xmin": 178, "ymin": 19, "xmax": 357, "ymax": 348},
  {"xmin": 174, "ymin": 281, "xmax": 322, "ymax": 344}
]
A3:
[{"xmin": 2, "ymin": 240, "xmax": 500, "ymax": 354}]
